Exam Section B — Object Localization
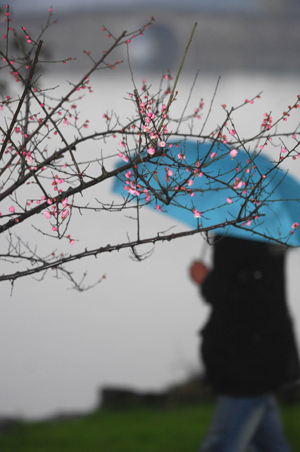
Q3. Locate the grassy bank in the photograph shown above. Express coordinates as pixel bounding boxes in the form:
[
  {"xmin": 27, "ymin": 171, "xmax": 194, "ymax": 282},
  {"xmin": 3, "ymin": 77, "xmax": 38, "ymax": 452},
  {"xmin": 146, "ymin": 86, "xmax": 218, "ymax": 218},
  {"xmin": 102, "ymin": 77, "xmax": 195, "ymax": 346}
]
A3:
[{"xmin": 0, "ymin": 403, "xmax": 299, "ymax": 452}]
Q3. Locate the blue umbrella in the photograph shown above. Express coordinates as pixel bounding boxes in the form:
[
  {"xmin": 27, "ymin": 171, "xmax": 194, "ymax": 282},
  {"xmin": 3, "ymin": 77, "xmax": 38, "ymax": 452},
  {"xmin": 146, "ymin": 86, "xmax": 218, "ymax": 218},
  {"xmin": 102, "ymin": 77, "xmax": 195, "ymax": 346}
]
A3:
[{"xmin": 112, "ymin": 140, "xmax": 300, "ymax": 246}]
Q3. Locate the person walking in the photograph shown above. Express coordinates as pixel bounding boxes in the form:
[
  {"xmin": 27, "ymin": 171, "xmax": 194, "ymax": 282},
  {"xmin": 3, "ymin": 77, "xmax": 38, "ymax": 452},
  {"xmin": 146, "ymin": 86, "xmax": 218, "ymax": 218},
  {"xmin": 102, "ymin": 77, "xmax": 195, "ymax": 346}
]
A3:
[{"xmin": 190, "ymin": 235, "xmax": 300, "ymax": 452}]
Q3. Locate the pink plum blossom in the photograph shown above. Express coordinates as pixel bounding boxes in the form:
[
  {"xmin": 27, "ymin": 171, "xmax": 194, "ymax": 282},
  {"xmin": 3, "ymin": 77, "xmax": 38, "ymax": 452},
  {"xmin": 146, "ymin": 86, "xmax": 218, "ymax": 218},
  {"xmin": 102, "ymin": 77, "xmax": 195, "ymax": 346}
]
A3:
[
  {"xmin": 143, "ymin": 125, "xmax": 151, "ymax": 132},
  {"xmin": 9, "ymin": 206, "xmax": 15, "ymax": 213},
  {"xmin": 230, "ymin": 149, "xmax": 238, "ymax": 158},
  {"xmin": 61, "ymin": 209, "xmax": 69, "ymax": 219},
  {"xmin": 26, "ymin": 155, "xmax": 33, "ymax": 165},
  {"xmin": 128, "ymin": 188, "xmax": 140, "ymax": 196},
  {"xmin": 233, "ymin": 179, "xmax": 243, "ymax": 189},
  {"xmin": 118, "ymin": 152, "xmax": 129, "ymax": 162}
]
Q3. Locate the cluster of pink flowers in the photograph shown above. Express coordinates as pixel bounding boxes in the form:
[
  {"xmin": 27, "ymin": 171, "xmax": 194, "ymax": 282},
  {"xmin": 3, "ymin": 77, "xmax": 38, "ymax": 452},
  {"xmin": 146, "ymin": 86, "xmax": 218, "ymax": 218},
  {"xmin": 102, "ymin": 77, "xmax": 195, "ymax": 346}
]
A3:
[
  {"xmin": 282, "ymin": 97, "xmax": 300, "ymax": 123},
  {"xmin": 262, "ymin": 113, "xmax": 273, "ymax": 130},
  {"xmin": 129, "ymin": 89, "xmax": 170, "ymax": 156},
  {"xmin": 290, "ymin": 222, "xmax": 299, "ymax": 234},
  {"xmin": 75, "ymin": 77, "xmax": 92, "ymax": 94},
  {"xmin": 44, "ymin": 197, "xmax": 69, "ymax": 221},
  {"xmin": 213, "ymin": 130, "xmax": 228, "ymax": 144},
  {"xmin": 193, "ymin": 99, "xmax": 204, "ymax": 119},
  {"xmin": 193, "ymin": 209, "xmax": 201, "ymax": 218},
  {"xmin": 123, "ymin": 169, "xmax": 151, "ymax": 202},
  {"xmin": 51, "ymin": 175, "xmax": 65, "ymax": 192},
  {"xmin": 43, "ymin": 196, "xmax": 74, "ymax": 244},
  {"xmin": 118, "ymin": 152, "xmax": 129, "ymax": 162},
  {"xmin": 164, "ymin": 167, "xmax": 173, "ymax": 182},
  {"xmin": 30, "ymin": 174, "xmax": 74, "ymax": 244},
  {"xmin": 3, "ymin": 7, "xmax": 11, "ymax": 39},
  {"xmin": 102, "ymin": 17, "xmax": 154, "ymax": 45},
  {"xmin": 233, "ymin": 177, "xmax": 244, "ymax": 190}
]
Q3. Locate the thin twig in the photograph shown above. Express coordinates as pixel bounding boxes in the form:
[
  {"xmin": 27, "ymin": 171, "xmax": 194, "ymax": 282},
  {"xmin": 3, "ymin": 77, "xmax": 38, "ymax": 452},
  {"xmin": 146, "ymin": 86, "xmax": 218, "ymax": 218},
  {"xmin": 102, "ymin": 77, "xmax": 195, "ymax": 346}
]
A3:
[
  {"xmin": 198, "ymin": 76, "xmax": 221, "ymax": 136},
  {"xmin": 0, "ymin": 40, "xmax": 43, "ymax": 160},
  {"xmin": 157, "ymin": 22, "xmax": 198, "ymax": 133}
]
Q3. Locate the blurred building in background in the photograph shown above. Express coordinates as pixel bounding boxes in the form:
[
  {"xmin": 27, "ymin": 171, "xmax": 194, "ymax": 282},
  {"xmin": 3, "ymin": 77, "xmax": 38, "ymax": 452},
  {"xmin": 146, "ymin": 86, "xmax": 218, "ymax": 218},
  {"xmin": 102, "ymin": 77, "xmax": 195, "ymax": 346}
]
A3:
[{"xmin": 4, "ymin": 0, "xmax": 300, "ymax": 75}]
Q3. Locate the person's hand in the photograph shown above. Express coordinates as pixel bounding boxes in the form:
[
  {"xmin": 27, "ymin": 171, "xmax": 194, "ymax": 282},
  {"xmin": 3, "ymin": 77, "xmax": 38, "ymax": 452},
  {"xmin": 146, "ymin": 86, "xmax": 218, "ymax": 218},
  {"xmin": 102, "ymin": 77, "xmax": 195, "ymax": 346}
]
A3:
[{"xmin": 189, "ymin": 261, "xmax": 210, "ymax": 285}]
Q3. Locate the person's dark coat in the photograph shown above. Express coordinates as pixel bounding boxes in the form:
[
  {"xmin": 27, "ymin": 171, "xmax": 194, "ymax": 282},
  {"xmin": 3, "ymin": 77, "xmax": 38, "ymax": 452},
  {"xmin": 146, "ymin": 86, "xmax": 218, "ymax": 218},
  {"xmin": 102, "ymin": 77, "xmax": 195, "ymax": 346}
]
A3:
[{"xmin": 200, "ymin": 235, "xmax": 300, "ymax": 396}]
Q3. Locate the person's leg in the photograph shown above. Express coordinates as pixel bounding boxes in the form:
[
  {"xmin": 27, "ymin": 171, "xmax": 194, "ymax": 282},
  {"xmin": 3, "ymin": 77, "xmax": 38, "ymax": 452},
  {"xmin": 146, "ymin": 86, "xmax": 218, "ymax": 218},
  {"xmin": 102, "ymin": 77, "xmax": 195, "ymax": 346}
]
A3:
[
  {"xmin": 250, "ymin": 395, "xmax": 291, "ymax": 452},
  {"xmin": 199, "ymin": 395, "xmax": 268, "ymax": 452}
]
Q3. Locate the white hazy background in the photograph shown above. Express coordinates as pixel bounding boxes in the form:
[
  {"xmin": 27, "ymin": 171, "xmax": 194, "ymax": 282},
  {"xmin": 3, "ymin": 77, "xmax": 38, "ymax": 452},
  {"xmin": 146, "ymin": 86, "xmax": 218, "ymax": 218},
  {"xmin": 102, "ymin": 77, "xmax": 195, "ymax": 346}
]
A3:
[{"xmin": 0, "ymin": 0, "xmax": 300, "ymax": 420}]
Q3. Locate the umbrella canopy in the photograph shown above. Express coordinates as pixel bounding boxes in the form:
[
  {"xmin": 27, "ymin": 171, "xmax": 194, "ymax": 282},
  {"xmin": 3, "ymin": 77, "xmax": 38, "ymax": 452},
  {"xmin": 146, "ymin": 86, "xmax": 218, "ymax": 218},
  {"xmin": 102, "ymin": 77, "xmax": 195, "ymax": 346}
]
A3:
[{"xmin": 112, "ymin": 140, "xmax": 300, "ymax": 246}]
